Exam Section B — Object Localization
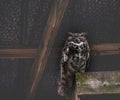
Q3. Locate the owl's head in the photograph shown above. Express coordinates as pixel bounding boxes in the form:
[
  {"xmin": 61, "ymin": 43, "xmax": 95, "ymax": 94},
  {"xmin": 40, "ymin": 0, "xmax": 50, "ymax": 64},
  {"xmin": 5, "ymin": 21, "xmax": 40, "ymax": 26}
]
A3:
[{"xmin": 67, "ymin": 32, "xmax": 87, "ymax": 43}]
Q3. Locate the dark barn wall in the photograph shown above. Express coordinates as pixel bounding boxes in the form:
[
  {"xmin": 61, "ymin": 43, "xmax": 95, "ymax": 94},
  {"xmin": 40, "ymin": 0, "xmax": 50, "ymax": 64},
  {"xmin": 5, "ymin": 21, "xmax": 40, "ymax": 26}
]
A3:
[
  {"xmin": 0, "ymin": 0, "xmax": 52, "ymax": 48},
  {"xmin": 0, "ymin": 0, "xmax": 52, "ymax": 100},
  {"xmin": 0, "ymin": 0, "xmax": 120, "ymax": 100}
]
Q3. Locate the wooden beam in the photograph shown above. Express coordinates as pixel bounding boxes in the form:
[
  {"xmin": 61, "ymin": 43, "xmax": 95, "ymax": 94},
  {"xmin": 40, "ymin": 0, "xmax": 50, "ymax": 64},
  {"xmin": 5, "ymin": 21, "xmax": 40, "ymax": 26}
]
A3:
[
  {"xmin": 0, "ymin": 49, "xmax": 38, "ymax": 59},
  {"xmin": 0, "ymin": 43, "xmax": 120, "ymax": 59},
  {"xmin": 91, "ymin": 43, "xmax": 120, "ymax": 55},
  {"xmin": 75, "ymin": 71, "xmax": 120, "ymax": 100},
  {"xmin": 26, "ymin": 0, "xmax": 69, "ymax": 100},
  {"xmin": 91, "ymin": 43, "xmax": 120, "ymax": 51}
]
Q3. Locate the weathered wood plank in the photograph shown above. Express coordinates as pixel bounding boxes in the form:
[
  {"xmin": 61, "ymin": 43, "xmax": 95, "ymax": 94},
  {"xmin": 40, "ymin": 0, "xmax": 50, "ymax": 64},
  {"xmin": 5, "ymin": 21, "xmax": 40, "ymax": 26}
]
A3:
[{"xmin": 76, "ymin": 71, "xmax": 120, "ymax": 95}]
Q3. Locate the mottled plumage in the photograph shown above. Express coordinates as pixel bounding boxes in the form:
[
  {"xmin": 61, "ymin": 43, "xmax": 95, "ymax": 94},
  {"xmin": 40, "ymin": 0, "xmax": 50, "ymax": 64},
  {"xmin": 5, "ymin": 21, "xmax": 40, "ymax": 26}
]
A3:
[{"xmin": 58, "ymin": 32, "xmax": 90, "ymax": 96}]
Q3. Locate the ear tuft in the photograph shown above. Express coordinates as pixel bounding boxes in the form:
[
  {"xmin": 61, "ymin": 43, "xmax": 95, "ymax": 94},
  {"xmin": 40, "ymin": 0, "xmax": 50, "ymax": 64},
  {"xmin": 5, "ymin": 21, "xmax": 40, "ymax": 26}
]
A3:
[
  {"xmin": 68, "ymin": 32, "xmax": 73, "ymax": 36},
  {"xmin": 81, "ymin": 32, "xmax": 87, "ymax": 36}
]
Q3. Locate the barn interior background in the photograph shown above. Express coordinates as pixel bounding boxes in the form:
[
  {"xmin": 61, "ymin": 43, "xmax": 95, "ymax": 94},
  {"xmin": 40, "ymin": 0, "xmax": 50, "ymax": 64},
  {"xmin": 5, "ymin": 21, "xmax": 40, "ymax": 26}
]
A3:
[{"xmin": 0, "ymin": 0, "xmax": 120, "ymax": 100}]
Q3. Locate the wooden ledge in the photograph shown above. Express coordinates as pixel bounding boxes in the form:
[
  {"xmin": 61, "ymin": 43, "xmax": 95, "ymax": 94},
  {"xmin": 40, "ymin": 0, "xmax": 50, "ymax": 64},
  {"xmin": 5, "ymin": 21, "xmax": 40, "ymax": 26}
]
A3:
[
  {"xmin": 74, "ymin": 71, "xmax": 120, "ymax": 100},
  {"xmin": 76, "ymin": 71, "xmax": 120, "ymax": 95}
]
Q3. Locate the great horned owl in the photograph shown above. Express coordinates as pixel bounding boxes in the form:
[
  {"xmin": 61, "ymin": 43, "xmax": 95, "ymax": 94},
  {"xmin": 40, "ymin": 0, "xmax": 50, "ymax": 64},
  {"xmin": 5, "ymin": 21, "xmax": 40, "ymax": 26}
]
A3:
[{"xmin": 58, "ymin": 32, "xmax": 90, "ymax": 97}]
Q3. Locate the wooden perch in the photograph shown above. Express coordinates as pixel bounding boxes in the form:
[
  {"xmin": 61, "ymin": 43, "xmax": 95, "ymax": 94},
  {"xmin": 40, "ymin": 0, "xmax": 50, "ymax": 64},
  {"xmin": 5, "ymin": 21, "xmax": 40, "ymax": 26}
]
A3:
[{"xmin": 74, "ymin": 71, "xmax": 120, "ymax": 100}]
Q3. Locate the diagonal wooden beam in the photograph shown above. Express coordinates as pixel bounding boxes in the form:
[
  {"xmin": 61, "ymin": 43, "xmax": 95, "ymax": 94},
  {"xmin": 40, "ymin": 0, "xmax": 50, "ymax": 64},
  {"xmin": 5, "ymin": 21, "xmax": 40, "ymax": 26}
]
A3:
[{"xmin": 26, "ymin": 0, "xmax": 69, "ymax": 100}]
